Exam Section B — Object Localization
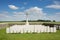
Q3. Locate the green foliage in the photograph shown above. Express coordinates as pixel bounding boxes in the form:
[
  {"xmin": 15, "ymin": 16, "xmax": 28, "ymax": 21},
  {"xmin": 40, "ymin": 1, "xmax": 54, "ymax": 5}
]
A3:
[
  {"xmin": 53, "ymin": 20, "xmax": 56, "ymax": 22},
  {"xmin": 21, "ymin": 19, "xmax": 52, "ymax": 22},
  {"xmin": 0, "ymin": 28, "xmax": 60, "ymax": 40},
  {"xmin": 37, "ymin": 19, "xmax": 51, "ymax": 22}
]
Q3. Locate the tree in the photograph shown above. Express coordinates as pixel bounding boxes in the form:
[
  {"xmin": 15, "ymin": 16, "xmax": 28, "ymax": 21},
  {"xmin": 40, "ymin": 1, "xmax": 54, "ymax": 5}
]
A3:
[{"xmin": 53, "ymin": 20, "xmax": 56, "ymax": 22}]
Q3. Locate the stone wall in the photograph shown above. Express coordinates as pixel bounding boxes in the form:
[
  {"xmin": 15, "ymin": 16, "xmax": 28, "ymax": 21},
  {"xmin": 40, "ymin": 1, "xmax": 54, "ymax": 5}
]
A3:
[{"xmin": 0, "ymin": 23, "xmax": 8, "ymax": 29}]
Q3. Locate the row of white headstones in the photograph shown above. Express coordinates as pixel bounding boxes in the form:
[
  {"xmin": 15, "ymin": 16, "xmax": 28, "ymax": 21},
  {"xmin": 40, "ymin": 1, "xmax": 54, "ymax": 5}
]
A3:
[{"xmin": 6, "ymin": 25, "xmax": 56, "ymax": 33}]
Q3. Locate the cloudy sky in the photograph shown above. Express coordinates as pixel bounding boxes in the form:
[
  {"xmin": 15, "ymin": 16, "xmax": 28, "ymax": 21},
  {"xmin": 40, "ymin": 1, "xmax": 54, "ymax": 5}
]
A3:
[{"xmin": 0, "ymin": 0, "xmax": 60, "ymax": 21}]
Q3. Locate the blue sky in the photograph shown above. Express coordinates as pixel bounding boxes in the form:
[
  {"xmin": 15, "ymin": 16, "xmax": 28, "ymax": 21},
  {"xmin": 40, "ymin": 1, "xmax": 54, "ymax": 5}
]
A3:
[{"xmin": 0, "ymin": 0, "xmax": 60, "ymax": 21}]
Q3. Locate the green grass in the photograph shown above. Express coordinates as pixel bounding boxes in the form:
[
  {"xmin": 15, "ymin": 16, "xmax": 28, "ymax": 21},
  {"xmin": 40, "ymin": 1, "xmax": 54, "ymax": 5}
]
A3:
[
  {"xmin": 0, "ymin": 28, "xmax": 60, "ymax": 40},
  {"xmin": 0, "ymin": 22, "xmax": 60, "ymax": 40},
  {"xmin": 1, "ymin": 22, "xmax": 60, "ymax": 25}
]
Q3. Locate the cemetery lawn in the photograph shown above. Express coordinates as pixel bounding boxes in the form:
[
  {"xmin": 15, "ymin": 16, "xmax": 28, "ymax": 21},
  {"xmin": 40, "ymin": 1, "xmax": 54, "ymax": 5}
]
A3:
[
  {"xmin": 7, "ymin": 22, "xmax": 60, "ymax": 24},
  {"xmin": 0, "ymin": 28, "xmax": 60, "ymax": 40}
]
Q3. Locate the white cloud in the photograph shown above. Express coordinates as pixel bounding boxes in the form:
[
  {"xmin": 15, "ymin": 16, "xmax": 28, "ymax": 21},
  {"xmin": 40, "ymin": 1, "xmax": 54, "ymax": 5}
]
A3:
[
  {"xmin": 25, "ymin": 7, "xmax": 44, "ymax": 15},
  {"xmin": 0, "ymin": 7, "xmax": 60, "ymax": 21},
  {"xmin": 53, "ymin": 1, "xmax": 60, "ymax": 5},
  {"xmin": 0, "ymin": 12, "xmax": 21, "ymax": 21},
  {"xmin": 8, "ymin": 5, "xmax": 46, "ymax": 19},
  {"xmin": 55, "ymin": 12, "xmax": 60, "ymax": 15},
  {"xmin": 45, "ymin": 12, "xmax": 60, "ymax": 21},
  {"xmin": 13, "ymin": 12, "xmax": 24, "ymax": 15},
  {"xmin": 46, "ymin": 1, "xmax": 60, "ymax": 9},
  {"xmin": 24, "ymin": 7, "xmax": 46, "ymax": 20},
  {"xmin": 46, "ymin": 5, "xmax": 60, "ymax": 9},
  {"xmin": 13, "ymin": 12, "xmax": 25, "ymax": 18},
  {"xmin": 0, "ymin": 7, "xmax": 47, "ymax": 21},
  {"xmin": 0, "ymin": 14, "xmax": 9, "ymax": 18},
  {"xmin": 8, "ymin": 5, "xmax": 19, "ymax": 10},
  {"xmin": 0, "ymin": 11, "xmax": 9, "ymax": 18}
]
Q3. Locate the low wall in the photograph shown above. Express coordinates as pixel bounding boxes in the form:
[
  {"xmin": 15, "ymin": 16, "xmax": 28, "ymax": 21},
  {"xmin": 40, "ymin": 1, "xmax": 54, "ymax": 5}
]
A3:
[{"xmin": 0, "ymin": 23, "xmax": 8, "ymax": 29}]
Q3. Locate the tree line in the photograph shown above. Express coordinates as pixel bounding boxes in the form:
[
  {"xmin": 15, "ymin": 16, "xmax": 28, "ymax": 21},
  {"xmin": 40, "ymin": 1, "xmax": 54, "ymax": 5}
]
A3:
[
  {"xmin": 0, "ymin": 20, "xmax": 56, "ymax": 23},
  {"xmin": 21, "ymin": 19, "xmax": 56, "ymax": 22}
]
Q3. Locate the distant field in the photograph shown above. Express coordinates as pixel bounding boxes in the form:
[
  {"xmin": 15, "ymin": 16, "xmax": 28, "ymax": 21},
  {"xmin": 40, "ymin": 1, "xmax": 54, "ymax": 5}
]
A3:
[
  {"xmin": 0, "ymin": 21, "xmax": 60, "ymax": 25},
  {"xmin": 0, "ymin": 28, "xmax": 60, "ymax": 40},
  {"xmin": 0, "ymin": 22, "xmax": 60, "ymax": 27}
]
